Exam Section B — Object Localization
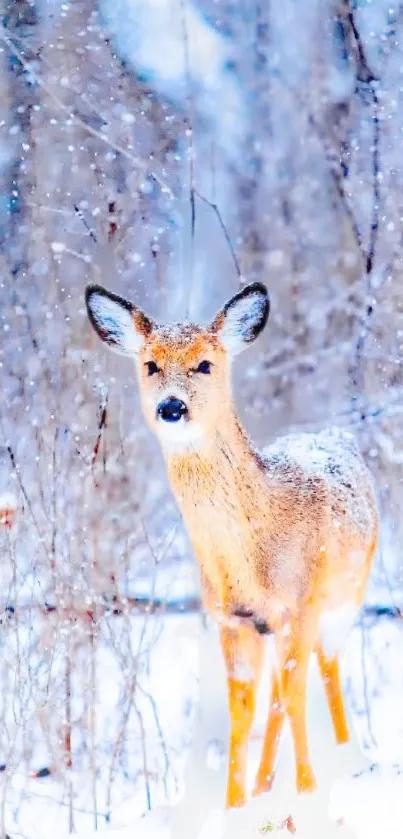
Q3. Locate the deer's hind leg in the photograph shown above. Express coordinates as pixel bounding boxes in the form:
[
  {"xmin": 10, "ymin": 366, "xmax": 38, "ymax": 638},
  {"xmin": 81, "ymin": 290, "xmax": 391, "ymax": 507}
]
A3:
[
  {"xmin": 220, "ymin": 623, "xmax": 265, "ymax": 808},
  {"xmin": 315, "ymin": 535, "xmax": 378, "ymax": 747},
  {"xmin": 316, "ymin": 644, "xmax": 349, "ymax": 744}
]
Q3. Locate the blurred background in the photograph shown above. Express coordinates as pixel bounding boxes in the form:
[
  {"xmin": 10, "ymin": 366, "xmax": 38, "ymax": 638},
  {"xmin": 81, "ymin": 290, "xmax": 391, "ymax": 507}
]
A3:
[{"xmin": 1, "ymin": 0, "xmax": 403, "ymax": 835}]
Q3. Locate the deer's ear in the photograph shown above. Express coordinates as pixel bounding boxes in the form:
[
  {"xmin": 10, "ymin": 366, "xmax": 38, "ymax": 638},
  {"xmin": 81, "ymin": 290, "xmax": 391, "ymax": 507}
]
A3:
[
  {"xmin": 211, "ymin": 282, "xmax": 269, "ymax": 357},
  {"xmin": 85, "ymin": 285, "xmax": 153, "ymax": 355}
]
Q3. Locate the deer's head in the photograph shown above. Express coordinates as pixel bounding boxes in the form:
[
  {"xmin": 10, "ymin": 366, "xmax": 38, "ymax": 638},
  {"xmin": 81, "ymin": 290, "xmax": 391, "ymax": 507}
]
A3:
[{"xmin": 85, "ymin": 282, "xmax": 269, "ymax": 452}]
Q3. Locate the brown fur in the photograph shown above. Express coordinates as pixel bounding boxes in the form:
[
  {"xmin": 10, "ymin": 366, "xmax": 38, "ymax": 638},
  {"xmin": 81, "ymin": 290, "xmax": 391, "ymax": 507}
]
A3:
[
  {"xmin": 138, "ymin": 329, "xmax": 378, "ymax": 807},
  {"xmin": 85, "ymin": 285, "xmax": 379, "ymax": 810}
]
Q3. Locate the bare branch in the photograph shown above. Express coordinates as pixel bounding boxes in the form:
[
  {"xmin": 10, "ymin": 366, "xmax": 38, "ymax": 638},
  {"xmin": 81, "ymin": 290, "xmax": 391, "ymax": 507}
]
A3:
[{"xmin": 194, "ymin": 189, "xmax": 241, "ymax": 280}]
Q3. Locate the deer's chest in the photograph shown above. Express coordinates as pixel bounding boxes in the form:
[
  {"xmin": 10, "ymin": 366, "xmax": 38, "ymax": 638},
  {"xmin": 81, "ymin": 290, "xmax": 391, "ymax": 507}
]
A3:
[{"xmin": 174, "ymin": 471, "xmax": 265, "ymax": 607}]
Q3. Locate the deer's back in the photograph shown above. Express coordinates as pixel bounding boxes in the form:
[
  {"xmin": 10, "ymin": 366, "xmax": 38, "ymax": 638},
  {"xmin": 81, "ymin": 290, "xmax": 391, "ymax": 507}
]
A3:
[
  {"xmin": 258, "ymin": 427, "xmax": 378, "ymax": 612},
  {"xmin": 262, "ymin": 427, "xmax": 377, "ymax": 538}
]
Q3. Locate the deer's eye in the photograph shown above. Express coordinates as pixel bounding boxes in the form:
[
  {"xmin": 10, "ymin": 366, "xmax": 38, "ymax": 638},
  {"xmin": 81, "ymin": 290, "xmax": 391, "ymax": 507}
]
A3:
[
  {"xmin": 196, "ymin": 360, "xmax": 211, "ymax": 374},
  {"xmin": 145, "ymin": 361, "xmax": 160, "ymax": 376}
]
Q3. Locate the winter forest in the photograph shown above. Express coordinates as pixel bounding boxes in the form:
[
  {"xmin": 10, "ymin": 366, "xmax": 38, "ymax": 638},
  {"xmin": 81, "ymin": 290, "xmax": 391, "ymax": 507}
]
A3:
[{"xmin": 2, "ymin": 0, "xmax": 403, "ymax": 837}]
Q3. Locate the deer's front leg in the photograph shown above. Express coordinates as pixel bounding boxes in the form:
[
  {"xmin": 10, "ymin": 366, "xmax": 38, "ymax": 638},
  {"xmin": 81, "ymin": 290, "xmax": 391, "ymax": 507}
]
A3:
[
  {"xmin": 220, "ymin": 623, "xmax": 265, "ymax": 808},
  {"xmin": 253, "ymin": 668, "xmax": 285, "ymax": 795}
]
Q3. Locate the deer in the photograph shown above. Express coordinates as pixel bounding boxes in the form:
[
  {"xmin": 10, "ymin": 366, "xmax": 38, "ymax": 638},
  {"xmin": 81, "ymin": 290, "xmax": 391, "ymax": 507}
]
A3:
[{"xmin": 85, "ymin": 280, "xmax": 379, "ymax": 811}]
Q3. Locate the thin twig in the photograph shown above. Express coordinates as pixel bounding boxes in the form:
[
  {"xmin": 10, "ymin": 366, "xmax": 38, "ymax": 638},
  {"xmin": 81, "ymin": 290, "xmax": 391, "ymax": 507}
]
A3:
[
  {"xmin": 179, "ymin": 0, "xmax": 196, "ymax": 317},
  {"xmin": 89, "ymin": 622, "xmax": 98, "ymax": 830},
  {"xmin": 306, "ymin": 111, "xmax": 367, "ymax": 263},
  {"xmin": 194, "ymin": 189, "xmax": 241, "ymax": 279},
  {"xmin": 1, "ymin": 594, "xmax": 202, "ymax": 622},
  {"xmin": 137, "ymin": 683, "xmax": 172, "ymax": 796},
  {"xmin": 65, "ymin": 627, "xmax": 74, "ymax": 833},
  {"xmin": 365, "ymin": 87, "xmax": 380, "ymax": 276},
  {"xmin": 360, "ymin": 624, "xmax": 377, "ymax": 750},
  {"xmin": 362, "ymin": 605, "xmax": 402, "ymax": 620},
  {"xmin": 91, "ymin": 390, "xmax": 108, "ymax": 483},
  {"xmin": 5, "ymin": 444, "xmax": 48, "ymax": 559},
  {"xmin": 273, "ymin": 71, "xmax": 367, "ymax": 266},
  {"xmin": 74, "ymin": 204, "xmax": 98, "ymax": 245},
  {"xmin": 344, "ymin": 0, "xmax": 381, "ymax": 416},
  {"xmin": 133, "ymin": 703, "xmax": 152, "ymax": 811}
]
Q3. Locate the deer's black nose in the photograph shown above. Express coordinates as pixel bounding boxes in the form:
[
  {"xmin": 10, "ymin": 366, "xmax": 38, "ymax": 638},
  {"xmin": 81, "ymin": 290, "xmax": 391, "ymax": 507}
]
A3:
[{"xmin": 157, "ymin": 398, "xmax": 188, "ymax": 423}]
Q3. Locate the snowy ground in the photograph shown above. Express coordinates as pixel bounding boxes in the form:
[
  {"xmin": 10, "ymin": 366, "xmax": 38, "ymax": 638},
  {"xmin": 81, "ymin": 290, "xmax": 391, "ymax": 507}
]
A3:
[{"xmin": 2, "ymin": 558, "xmax": 403, "ymax": 838}]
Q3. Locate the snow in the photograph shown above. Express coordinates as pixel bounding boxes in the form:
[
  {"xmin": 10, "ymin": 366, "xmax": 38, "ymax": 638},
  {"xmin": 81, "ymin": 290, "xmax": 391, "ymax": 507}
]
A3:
[
  {"xmin": 330, "ymin": 765, "xmax": 403, "ymax": 839},
  {"xmin": 263, "ymin": 427, "xmax": 377, "ymax": 554},
  {"xmin": 329, "ymin": 614, "xmax": 403, "ymax": 836},
  {"xmin": 344, "ymin": 614, "xmax": 403, "ymax": 763},
  {"xmin": 50, "ymin": 241, "xmax": 66, "ymax": 253},
  {"xmin": 2, "ymin": 539, "xmax": 403, "ymax": 839},
  {"xmin": 11, "ymin": 589, "xmax": 396, "ymax": 839}
]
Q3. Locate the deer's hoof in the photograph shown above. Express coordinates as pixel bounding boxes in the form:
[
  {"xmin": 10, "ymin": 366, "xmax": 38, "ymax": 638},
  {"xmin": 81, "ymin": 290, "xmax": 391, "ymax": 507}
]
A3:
[
  {"xmin": 296, "ymin": 764, "xmax": 317, "ymax": 794},
  {"xmin": 252, "ymin": 772, "xmax": 275, "ymax": 797}
]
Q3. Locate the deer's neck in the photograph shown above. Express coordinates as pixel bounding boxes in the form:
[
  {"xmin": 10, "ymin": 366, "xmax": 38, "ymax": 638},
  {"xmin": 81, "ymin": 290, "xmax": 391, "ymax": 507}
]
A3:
[
  {"xmin": 165, "ymin": 409, "xmax": 274, "ymax": 614},
  {"xmin": 166, "ymin": 409, "xmax": 268, "ymax": 513}
]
